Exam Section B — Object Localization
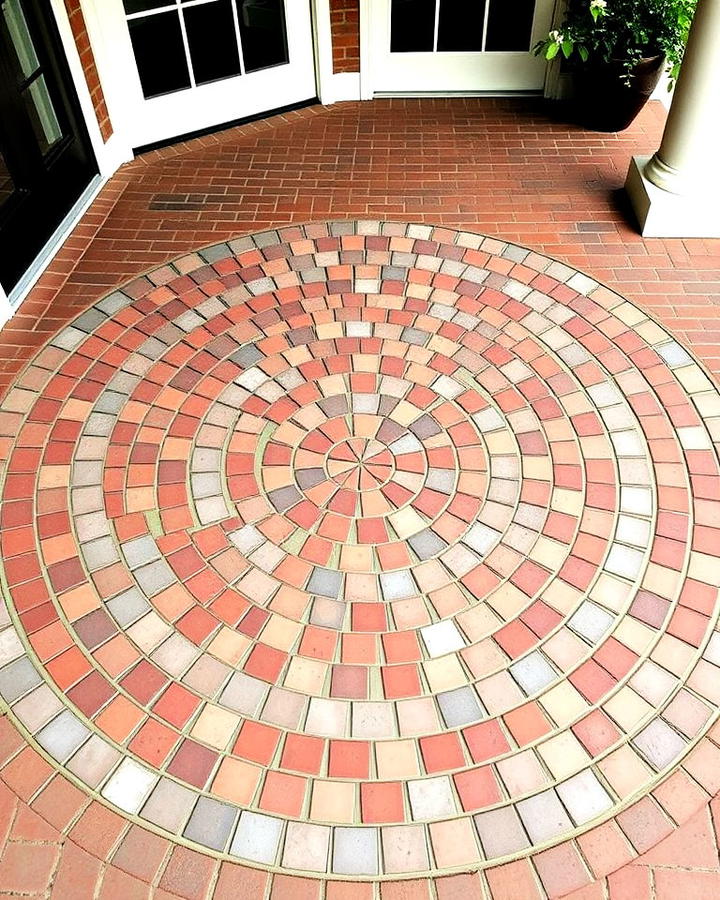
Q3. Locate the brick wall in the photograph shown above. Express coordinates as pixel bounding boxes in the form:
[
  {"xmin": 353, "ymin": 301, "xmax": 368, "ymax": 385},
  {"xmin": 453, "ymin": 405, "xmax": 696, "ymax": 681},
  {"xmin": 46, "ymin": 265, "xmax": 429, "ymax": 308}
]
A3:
[
  {"xmin": 62, "ymin": 0, "xmax": 113, "ymax": 142},
  {"xmin": 330, "ymin": 0, "xmax": 360, "ymax": 74}
]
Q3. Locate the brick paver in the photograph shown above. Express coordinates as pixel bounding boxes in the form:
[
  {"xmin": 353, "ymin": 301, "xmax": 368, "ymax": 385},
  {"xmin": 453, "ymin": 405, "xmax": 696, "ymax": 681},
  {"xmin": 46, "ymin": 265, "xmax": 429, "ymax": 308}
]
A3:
[{"xmin": 1, "ymin": 99, "xmax": 719, "ymax": 898}]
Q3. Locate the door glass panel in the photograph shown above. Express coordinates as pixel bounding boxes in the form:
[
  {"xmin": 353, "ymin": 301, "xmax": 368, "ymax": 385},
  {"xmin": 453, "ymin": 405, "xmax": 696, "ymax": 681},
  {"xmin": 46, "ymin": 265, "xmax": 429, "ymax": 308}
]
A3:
[
  {"xmin": 128, "ymin": 10, "xmax": 191, "ymax": 98},
  {"xmin": 2, "ymin": 0, "xmax": 40, "ymax": 79},
  {"xmin": 22, "ymin": 75, "xmax": 63, "ymax": 154},
  {"xmin": 0, "ymin": 0, "xmax": 97, "ymax": 292},
  {"xmin": 0, "ymin": 150, "xmax": 16, "ymax": 210},
  {"xmin": 485, "ymin": 0, "xmax": 535, "ymax": 51},
  {"xmin": 390, "ymin": 0, "xmax": 436, "ymax": 53},
  {"xmin": 437, "ymin": 0, "xmax": 485, "ymax": 52},
  {"xmin": 237, "ymin": 0, "xmax": 289, "ymax": 72},
  {"xmin": 123, "ymin": 0, "xmax": 174, "ymax": 13},
  {"xmin": 184, "ymin": 0, "xmax": 241, "ymax": 85}
]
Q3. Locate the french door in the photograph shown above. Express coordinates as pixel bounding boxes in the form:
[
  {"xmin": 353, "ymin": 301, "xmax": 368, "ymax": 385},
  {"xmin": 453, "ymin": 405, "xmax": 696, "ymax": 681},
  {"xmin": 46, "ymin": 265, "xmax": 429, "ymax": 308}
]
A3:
[
  {"xmin": 369, "ymin": 0, "xmax": 556, "ymax": 93},
  {"xmin": 105, "ymin": 0, "xmax": 317, "ymax": 148},
  {"xmin": 0, "ymin": 0, "xmax": 97, "ymax": 292}
]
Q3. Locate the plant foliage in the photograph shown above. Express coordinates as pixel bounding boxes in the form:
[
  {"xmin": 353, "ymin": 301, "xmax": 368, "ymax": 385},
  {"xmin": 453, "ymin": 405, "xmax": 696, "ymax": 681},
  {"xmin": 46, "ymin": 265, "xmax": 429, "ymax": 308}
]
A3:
[{"xmin": 534, "ymin": 0, "xmax": 697, "ymax": 86}]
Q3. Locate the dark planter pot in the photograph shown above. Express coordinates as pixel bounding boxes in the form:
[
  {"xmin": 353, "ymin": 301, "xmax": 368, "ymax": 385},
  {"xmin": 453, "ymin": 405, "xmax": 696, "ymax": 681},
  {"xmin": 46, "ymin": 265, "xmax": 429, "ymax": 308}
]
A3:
[{"xmin": 574, "ymin": 54, "xmax": 666, "ymax": 132}]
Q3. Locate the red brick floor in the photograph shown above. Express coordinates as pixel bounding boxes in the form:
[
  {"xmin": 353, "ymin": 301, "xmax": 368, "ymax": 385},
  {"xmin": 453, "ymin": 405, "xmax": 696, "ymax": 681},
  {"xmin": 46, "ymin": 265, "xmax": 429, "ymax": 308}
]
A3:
[
  {"xmin": 1, "ymin": 99, "xmax": 720, "ymax": 898},
  {"xmin": 2, "ymin": 98, "xmax": 720, "ymax": 389}
]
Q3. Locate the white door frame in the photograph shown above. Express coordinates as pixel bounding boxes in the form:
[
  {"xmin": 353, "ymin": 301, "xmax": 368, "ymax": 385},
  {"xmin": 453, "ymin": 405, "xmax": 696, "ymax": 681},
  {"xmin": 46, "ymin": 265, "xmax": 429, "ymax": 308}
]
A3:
[
  {"xmin": 359, "ymin": 0, "xmax": 374, "ymax": 99},
  {"xmin": 51, "ymin": 0, "xmax": 131, "ymax": 176},
  {"xmin": 313, "ymin": 0, "xmax": 335, "ymax": 104},
  {"xmin": 314, "ymin": 0, "xmax": 362, "ymax": 102}
]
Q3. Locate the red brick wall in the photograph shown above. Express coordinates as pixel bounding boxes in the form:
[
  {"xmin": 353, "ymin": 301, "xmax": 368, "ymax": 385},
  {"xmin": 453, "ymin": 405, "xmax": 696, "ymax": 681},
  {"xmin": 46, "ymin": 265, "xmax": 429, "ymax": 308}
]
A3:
[
  {"xmin": 63, "ymin": 0, "xmax": 113, "ymax": 142},
  {"xmin": 330, "ymin": 0, "xmax": 360, "ymax": 74}
]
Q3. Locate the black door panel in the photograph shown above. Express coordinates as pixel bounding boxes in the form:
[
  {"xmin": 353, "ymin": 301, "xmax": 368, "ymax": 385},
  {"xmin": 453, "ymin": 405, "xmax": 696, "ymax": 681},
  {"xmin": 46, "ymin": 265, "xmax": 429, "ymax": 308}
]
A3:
[{"xmin": 0, "ymin": 0, "xmax": 97, "ymax": 292}]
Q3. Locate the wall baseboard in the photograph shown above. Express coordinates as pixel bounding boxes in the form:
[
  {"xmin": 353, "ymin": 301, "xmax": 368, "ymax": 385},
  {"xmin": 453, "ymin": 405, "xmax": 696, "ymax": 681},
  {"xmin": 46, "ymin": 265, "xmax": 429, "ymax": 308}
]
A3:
[{"xmin": 325, "ymin": 72, "xmax": 362, "ymax": 104}]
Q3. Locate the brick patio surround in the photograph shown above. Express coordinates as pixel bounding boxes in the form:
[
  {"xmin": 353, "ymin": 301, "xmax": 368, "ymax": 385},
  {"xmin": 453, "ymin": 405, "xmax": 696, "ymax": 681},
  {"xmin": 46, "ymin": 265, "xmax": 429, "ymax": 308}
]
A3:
[
  {"xmin": 1, "ymin": 98, "xmax": 720, "ymax": 899},
  {"xmin": 3, "ymin": 99, "xmax": 720, "ymax": 390}
]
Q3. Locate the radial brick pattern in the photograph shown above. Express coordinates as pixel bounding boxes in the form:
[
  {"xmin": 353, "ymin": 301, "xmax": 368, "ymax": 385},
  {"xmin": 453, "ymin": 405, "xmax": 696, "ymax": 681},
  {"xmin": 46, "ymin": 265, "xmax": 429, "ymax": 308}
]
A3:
[{"xmin": 1, "ymin": 220, "xmax": 720, "ymax": 885}]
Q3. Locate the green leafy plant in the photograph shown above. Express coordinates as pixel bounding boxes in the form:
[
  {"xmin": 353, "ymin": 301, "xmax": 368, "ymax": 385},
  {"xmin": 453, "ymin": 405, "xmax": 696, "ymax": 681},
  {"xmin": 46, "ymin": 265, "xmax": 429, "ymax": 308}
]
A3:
[{"xmin": 534, "ymin": 0, "xmax": 697, "ymax": 86}]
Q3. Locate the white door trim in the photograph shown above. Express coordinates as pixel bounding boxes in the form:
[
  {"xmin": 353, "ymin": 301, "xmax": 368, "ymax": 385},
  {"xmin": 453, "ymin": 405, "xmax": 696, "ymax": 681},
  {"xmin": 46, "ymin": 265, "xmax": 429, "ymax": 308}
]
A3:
[
  {"xmin": 314, "ymin": 0, "xmax": 362, "ymax": 103},
  {"xmin": 51, "ymin": 0, "xmax": 133, "ymax": 174},
  {"xmin": 359, "ymin": 0, "xmax": 374, "ymax": 99},
  {"xmin": 313, "ymin": 0, "xmax": 335, "ymax": 104}
]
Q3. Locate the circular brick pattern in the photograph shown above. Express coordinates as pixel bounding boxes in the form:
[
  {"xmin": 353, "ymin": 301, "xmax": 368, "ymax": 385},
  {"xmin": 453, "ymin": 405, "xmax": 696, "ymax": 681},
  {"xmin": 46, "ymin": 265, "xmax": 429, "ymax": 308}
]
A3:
[
  {"xmin": 324, "ymin": 438, "xmax": 395, "ymax": 489},
  {"xmin": 0, "ymin": 221, "xmax": 719, "ymax": 880}
]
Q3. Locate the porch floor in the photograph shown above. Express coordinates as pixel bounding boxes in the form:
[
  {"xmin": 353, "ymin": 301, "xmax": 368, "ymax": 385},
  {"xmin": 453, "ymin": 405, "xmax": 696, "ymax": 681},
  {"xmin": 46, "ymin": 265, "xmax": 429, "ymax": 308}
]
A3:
[{"xmin": 1, "ymin": 99, "xmax": 720, "ymax": 899}]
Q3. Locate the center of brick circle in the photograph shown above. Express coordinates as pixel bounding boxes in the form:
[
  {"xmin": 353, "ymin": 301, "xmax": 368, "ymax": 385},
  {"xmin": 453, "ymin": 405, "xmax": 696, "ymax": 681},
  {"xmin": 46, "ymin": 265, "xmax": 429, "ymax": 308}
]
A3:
[{"xmin": 325, "ymin": 437, "xmax": 395, "ymax": 489}]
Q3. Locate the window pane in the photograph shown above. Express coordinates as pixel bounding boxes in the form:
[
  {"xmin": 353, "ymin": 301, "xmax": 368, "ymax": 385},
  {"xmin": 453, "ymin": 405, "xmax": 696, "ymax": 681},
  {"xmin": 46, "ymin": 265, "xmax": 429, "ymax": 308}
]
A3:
[
  {"xmin": 2, "ymin": 0, "xmax": 40, "ymax": 79},
  {"xmin": 390, "ymin": 0, "xmax": 436, "ymax": 53},
  {"xmin": 0, "ymin": 150, "xmax": 16, "ymax": 211},
  {"xmin": 437, "ymin": 0, "xmax": 485, "ymax": 52},
  {"xmin": 128, "ymin": 10, "xmax": 191, "ymax": 98},
  {"xmin": 184, "ymin": 0, "xmax": 241, "ymax": 85},
  {"xmin": 485, "ymin": 0, "xmax": 534, "ymax": 51},
  {"xmin": 22, "ymin": 75, "xmax": 63, "ymax": 154},
  {"xmin": 123, "ymin": 0, "xmax": 173, "ymax": 14},
  {"xmin": 237, "ymin": 0, "xmax": 289, "ymax": 72}
]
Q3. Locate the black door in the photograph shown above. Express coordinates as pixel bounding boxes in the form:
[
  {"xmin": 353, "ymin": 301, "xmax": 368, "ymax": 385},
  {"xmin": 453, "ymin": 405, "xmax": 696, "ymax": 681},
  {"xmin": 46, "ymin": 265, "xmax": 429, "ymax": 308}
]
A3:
[{"xmin": 0, "ymin": 0, "xmax": 97, "ymax": 292}]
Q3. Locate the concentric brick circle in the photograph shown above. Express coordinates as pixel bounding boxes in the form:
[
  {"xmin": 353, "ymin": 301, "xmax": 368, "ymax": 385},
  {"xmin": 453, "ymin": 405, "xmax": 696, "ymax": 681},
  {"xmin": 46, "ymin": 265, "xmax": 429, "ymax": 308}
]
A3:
[
  {"xmin": 324, "ymin": 437, "xmax": 394, "ymax": 489},
  {"xmin": 1, "ymin": 220, "xmax": 720, "ymax": 880}
]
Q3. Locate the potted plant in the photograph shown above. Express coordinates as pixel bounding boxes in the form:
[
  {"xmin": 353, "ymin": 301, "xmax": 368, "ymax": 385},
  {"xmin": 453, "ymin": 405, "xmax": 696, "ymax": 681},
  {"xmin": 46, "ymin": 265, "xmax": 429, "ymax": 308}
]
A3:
[{"xmin": 534, "ymin": 0, "xmax": 697, "ymax": 131}]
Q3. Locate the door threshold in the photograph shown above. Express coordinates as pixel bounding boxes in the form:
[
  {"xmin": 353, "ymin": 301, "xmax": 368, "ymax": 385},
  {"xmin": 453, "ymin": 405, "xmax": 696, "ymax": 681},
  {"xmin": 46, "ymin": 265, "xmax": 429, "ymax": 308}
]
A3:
[
  {"xmin": 373, "ymin": 90, "xmax": 542, "ymax": 98},
  {"xmin": 133, "ymin": 97, "xmax": 319, "ymax": 156}
]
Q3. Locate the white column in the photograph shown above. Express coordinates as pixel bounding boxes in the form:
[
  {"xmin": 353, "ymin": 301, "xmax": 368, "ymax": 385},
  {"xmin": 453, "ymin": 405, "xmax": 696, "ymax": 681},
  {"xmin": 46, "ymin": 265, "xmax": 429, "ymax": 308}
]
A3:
[
  {"xmin": 645, "ymin": 0, "xmax": 720, "ymax": 193},
  {"xmin": 624, "ymin": 0, "xmax": 720, "ymax": 236}
]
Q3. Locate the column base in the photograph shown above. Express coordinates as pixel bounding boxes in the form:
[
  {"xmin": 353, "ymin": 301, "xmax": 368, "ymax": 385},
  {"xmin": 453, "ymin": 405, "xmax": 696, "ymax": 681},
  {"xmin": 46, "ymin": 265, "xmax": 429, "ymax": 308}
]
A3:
[{"xmin": 624, "ymin": 155, "xmax": 720, "ymax": 238}]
